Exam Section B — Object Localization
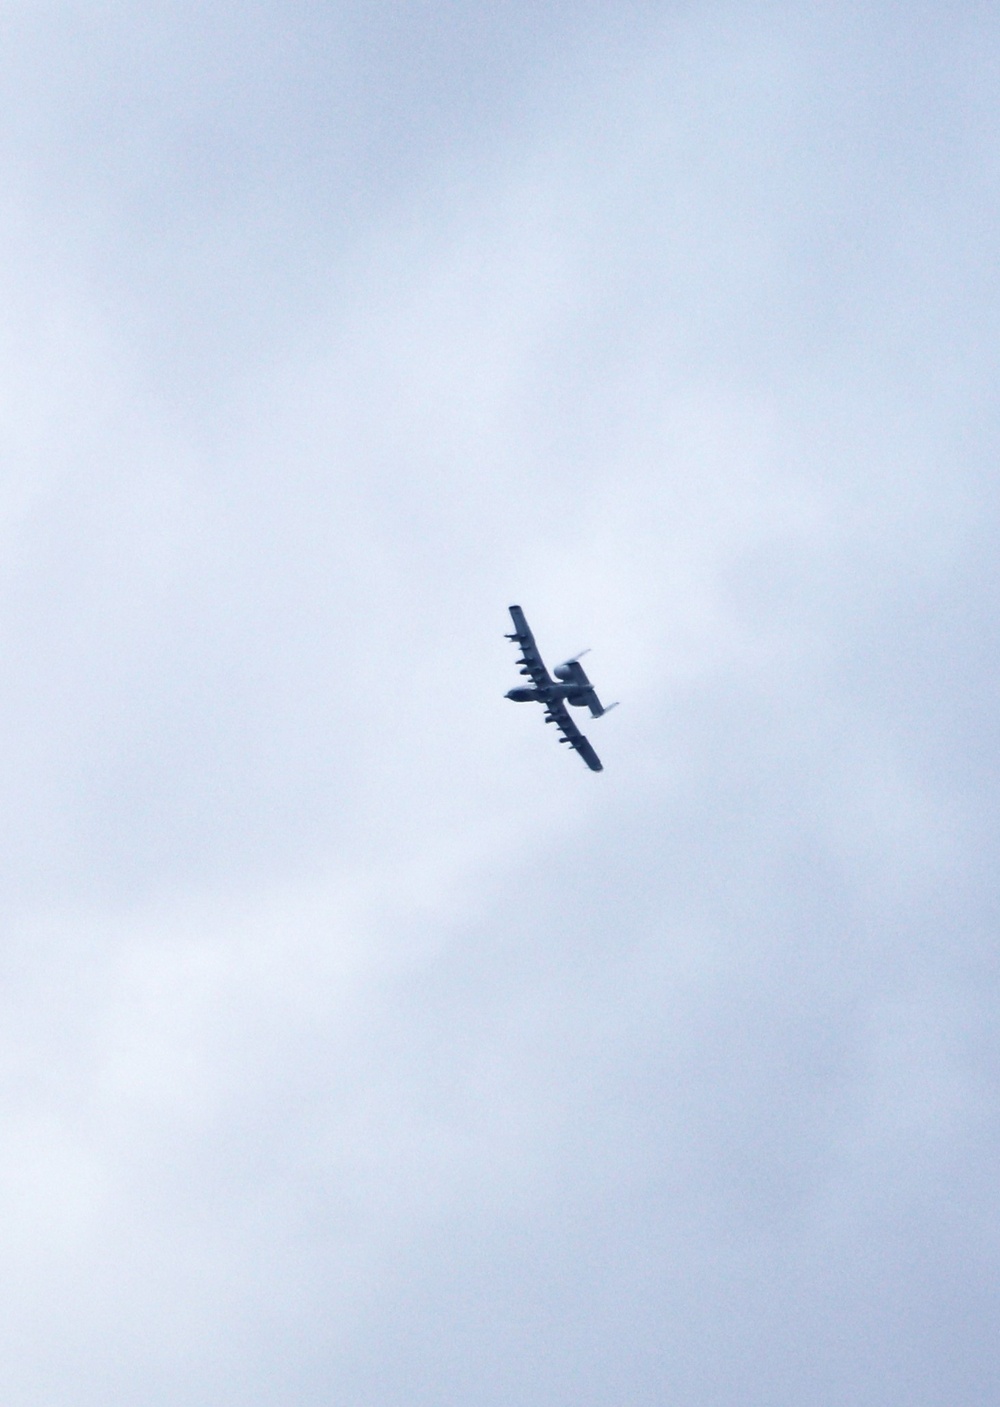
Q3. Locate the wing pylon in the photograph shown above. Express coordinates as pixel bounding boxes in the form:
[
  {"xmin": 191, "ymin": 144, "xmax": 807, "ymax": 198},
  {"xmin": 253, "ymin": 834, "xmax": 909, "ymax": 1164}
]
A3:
[
  {"xmin": 505, "ymin": 604, "xmax": 553, "ymax": 690},
  {"xmin": 544, "ymin": 699, "xmax": 603, "ymax": 772}
]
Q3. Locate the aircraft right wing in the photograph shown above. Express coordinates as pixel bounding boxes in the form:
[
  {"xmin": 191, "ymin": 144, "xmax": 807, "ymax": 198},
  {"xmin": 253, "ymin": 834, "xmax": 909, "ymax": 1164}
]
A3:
[
  {"xmin": 505, "ymin": 604, "xmax": 553, "ymax": 689},
  {"xmin": 544, "ymin": 699, "xmax": 603, "ymax": 772}
]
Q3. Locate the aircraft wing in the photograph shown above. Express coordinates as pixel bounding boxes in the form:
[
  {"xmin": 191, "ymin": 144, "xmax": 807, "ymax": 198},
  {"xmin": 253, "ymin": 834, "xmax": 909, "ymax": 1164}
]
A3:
[
  {"xmin": 544, "ymin": 699, "xmax": 603, "ymax": 772},
  {"xmin": 506, "ymin": 604, "xmax": 553, "ymax": 688}
]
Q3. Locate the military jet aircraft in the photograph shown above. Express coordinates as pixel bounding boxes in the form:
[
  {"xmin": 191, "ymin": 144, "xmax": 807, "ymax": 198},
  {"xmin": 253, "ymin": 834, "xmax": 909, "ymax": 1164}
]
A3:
[{"xmin": 504, "ymin": 604, "xmax": 617, "ymax": 772}]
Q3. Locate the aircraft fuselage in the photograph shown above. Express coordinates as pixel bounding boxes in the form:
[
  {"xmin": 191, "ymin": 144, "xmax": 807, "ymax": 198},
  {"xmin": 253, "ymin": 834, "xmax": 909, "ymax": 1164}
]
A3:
[{"xmin": 506, "ymin": 685, "xmax": 594, "ymax": 709}]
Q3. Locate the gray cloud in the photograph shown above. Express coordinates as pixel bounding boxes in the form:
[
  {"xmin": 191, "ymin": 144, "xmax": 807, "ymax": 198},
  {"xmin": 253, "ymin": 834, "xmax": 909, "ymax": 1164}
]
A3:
[{"xmin": 0, "ymin": 3, "xmax": 997, "ymax": 1404}]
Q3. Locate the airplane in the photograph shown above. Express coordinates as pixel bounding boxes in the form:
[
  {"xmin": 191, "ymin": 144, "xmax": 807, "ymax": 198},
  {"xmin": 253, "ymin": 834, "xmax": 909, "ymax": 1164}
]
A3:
[{"xmin": 504, "ymin": 604, "xmax": 617, "ymax": 772}]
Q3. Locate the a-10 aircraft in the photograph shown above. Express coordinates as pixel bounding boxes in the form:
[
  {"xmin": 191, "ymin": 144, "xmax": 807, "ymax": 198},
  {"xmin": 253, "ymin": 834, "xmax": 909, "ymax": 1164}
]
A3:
[{"xmin": 504, "ymin": 604, "xmax": 617, "ymax": 772}]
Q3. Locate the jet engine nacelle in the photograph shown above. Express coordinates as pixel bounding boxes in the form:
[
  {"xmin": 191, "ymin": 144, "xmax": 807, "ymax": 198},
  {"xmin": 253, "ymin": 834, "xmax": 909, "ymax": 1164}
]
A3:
[{"xmin": 554, "ymin": 664, "xmax": 573, "ymax": 681}]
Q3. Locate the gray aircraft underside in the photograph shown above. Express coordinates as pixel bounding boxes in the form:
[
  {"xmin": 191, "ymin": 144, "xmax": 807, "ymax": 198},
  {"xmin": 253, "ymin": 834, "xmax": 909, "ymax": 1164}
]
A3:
[{"xmin": 504, "ymin": 604, "xmax": 616, "ymax": 772}]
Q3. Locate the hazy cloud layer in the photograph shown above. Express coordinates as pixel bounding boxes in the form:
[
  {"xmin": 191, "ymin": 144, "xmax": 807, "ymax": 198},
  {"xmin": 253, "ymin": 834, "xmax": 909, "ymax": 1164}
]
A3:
[{"xmin": 0, "ymin": 4, "xmax": 998, "ymax": 1404}]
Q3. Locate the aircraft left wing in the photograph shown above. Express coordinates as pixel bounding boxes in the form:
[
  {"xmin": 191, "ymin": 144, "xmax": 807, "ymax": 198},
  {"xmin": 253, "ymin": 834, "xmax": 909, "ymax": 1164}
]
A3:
[
  {"xmin": 506, "ymin": 604, "xmax": 552, "ymax": 689},
  {"xmin": 544, "ymin": 699, "xmax": 603, "ymax": 772}
]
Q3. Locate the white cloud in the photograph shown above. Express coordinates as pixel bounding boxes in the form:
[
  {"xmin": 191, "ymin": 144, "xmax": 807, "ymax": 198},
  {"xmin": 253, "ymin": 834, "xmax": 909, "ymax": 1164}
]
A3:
[{"xmin": 0, "ymin": 3, "xmax": 997, "ymax": 1403}]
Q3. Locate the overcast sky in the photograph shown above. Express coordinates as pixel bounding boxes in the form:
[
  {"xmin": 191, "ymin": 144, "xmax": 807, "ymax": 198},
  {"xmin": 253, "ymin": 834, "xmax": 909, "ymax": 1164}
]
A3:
[{"xmin": 0, "ymin": 3, "xmax": 998, "ymax": 1403}]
